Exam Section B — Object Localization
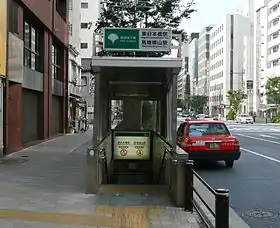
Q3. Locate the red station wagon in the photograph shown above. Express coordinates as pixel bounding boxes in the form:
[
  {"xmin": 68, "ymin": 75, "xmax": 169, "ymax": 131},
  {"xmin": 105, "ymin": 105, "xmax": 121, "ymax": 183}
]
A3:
[{"xmin": 177, "ymin": 120, "xmax": 241, "ymax": 167}]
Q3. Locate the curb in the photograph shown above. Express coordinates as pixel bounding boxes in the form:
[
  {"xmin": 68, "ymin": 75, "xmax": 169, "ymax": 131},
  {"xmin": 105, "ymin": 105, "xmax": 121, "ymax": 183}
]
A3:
[{"xmin": 193, "ymin": 175, "xmax": 251, "ymax": 228}]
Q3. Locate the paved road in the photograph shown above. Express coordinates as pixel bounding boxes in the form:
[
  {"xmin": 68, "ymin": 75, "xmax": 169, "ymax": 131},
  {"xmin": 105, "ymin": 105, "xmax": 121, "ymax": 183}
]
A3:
[{"xmin": 195, "ymin": 123, "xmax": 280, "ymax": 228}]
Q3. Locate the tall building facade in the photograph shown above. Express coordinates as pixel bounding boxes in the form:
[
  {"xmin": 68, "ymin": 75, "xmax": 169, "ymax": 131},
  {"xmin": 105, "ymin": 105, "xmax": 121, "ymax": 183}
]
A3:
[
  {"xmin": 80, "ymin": 0, "xmax": 102, "ymax": 121},
  {"xmin": 241, "ymin": 0, "xmax": 255, "ymax": 113},
  {"xmin": 177, "ymin": 43, "xmax": 189, "ymax": 100},
  {"xmin": 80, "ymin": 0, "xmax": 102, "ymax": 59},
  {"xmin": 188, "ymin": 33, "xmax": 199, "ymax": 95},
  {"xmin": 68, "ymin": 0, "xmax": 84, "ymax": 127},
  {"xmin": 6, "ymin": 0, "xmax": 69, "ymax": 153},
  {"xmin": 197, "ymin": 26, "xmax": 213, "ymax": 97},
  {"xmin": 209, "ymin": 14, "xmax": 251, "ymax": 117},
  {"xmin": 254, "ymin": 0, "xmax": 280, "ymax": 113}
]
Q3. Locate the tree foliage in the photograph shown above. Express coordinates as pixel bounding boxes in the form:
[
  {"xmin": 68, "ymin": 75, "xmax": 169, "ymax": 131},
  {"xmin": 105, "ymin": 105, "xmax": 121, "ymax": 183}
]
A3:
[
  {"xmin": 95, "ymin": 0, "xmax": 195, "ymax": 56},
  {"xmin": 191, "ymin": 95, "xmax": 207, "ymax": 113},
  {"xmin": 227, "ymin": 89, "xmax": 247, "ymax": 116},
  {"xmin": 179, "ymin": 95, "xmax": 207, "ymax": 113},
  {"xmin": 266, "ymin": 76, "xmax": 280, "ymax": 105}
]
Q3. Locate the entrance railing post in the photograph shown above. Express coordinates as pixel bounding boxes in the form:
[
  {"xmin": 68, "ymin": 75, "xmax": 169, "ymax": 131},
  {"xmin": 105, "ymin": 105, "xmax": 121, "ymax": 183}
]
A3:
[
  {"xmin": 215, "ymin": 188, "xmax": 229, "ymax": 228},
  {"xmin": 184, "ymin": 160, "xmax": 194, "ymax": 212}
]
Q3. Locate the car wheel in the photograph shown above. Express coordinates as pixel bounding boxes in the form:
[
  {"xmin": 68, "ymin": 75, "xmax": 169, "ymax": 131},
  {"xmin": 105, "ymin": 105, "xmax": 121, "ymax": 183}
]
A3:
[{"xmin": 225, "ymin": 160, "xmax": 234, "ymax": 168}]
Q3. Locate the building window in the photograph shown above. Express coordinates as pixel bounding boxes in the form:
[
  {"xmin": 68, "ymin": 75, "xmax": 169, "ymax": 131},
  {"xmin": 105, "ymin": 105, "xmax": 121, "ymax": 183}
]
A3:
[
  {"xmin": 81, "ymin": 76, "xmax": 87, "ymax": 86},
  {"xmin": 69, "ymin": 23, "xmax": 73, "ymax": 35},
  {"xmin": 81, "ymin": 22, "xmax": 89, "ymax": 29},
  {"xmin": 56, "ymin": 0, "xmax": 67, "ymax": 21},
  {"xmin": 23, "ymin": 21, "xmax": 42, "ymax": 72},
  {"xmin": 80, "ymin": 43, "xmax": 88, "ymax": 49},
  {"xmin": 52, "ymin": 44, "xmax": 64, "ymax": 82},
  {"xmin": 272, "ymin": 32, "xmax": 279, "ymax": 39},
  {"xmin": 9, "ymin": 0, "xmax": 19, "ymax": 34},
  {"xmin": 271, "ymin": 4, "xmax": 279, "ymax": 13},
  {"xmin": 272, "ymin": 45, "xmax": 279, "ymax": 53},
  {"xmin": 272, "ymin": 59, "xmax": 279, "ymax": 67},
  {"xmin": 81, "ymin": 2, "xmax": 88, "ymax": 8},
  {"xmin": 272, "ymin": 18, "xmax": 279, "ymax": 26}
]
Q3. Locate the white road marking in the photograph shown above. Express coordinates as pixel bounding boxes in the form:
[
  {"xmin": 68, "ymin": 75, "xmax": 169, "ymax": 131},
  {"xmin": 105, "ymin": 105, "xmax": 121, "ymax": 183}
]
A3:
[
  {"xmin": 241, "ymin": 147, "xmax": 280, "ymax": 163},
  {"xmin": 236, "ymin": 133, "xmax": 280, "ymax": 145},
  {"xmin": 260, "ymin": 134, "xmax": 279, "ymax": 139}
]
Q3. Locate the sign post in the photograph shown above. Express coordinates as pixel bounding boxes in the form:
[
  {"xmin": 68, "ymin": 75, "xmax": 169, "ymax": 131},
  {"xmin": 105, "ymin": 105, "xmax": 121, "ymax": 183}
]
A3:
[
  {"xmin": 113, "ymin": 131, "xmax": 150, "ymax": 160},
  {"xmin": 103, "ymin": 28, "xmax": 172, "ymax": 52}
]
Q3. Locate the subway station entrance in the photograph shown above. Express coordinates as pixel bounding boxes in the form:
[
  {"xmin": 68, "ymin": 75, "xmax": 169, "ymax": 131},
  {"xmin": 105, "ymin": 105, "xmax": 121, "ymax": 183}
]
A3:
[{"xmin": 86, "ymin": 28, "xmax": 191, "ymax": 207}]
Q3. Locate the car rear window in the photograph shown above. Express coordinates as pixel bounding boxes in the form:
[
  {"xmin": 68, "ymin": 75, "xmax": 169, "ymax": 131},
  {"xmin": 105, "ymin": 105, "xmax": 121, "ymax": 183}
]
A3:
[{"xmin": 188, "ymin": 123, "xmax": 230, "ymax": 136}]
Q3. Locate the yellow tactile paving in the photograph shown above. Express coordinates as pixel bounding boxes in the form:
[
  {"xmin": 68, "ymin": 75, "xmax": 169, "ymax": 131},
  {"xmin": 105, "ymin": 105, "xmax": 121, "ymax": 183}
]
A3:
[
  {"xmin": 96, "ymin": 205, "xmax": 165, "ymax": 227},
  {"xmin": 0, "ymin": 209, "xmax": 114, "ymax": 226},
  {"xmin": 0, "ymin": 206, "xmax": 165, "ymax": 228},
  {"xmin": 98, "ymin": 184, "xmax": 170, "ymax": 194}
]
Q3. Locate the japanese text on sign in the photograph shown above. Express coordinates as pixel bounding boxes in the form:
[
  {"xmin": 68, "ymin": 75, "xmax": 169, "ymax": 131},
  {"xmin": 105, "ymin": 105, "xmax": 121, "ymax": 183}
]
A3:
[
  {"xmin": 140, "ymin": 29, "xmax": 171, "ymax": 50},
  {"xmin": 114, "ymin": 132, "xmax": 150, "ymax": 160}
]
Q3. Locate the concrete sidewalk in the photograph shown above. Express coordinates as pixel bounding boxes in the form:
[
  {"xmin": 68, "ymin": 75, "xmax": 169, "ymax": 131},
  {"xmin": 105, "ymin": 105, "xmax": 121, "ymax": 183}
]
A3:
[{"xmin": 0, "ymin": 130, "xmax": 205, "ymax": 228}]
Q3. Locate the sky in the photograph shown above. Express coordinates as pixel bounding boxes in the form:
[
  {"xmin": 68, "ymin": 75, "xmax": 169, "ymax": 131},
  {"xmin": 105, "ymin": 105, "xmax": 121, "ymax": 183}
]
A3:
[{"xmin": 180, "ymin": 0, "xmax": 243, "ymax": 34}]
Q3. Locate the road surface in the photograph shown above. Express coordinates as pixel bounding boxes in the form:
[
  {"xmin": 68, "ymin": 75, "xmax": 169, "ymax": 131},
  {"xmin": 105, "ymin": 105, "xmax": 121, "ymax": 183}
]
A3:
[{"xmin": 195, "ymin": 123, "xmax": 280, "ymax": 228}]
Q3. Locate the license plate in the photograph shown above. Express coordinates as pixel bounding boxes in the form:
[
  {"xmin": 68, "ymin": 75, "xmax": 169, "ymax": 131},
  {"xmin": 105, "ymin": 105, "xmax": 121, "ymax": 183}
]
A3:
[
  {"xmin": 194, "ymin": 140, "xmax": 205, "ymax": 146},
  {"xmin": 208, "ymin": 142, "xmax": 219, "ymax": 149}
]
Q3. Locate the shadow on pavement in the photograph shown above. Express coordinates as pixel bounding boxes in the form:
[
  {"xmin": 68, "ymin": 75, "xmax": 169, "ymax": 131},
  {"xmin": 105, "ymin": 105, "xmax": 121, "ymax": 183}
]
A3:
[{"xmin": 194, "ymin": 161, "xmax": 229, "ymax": 171}]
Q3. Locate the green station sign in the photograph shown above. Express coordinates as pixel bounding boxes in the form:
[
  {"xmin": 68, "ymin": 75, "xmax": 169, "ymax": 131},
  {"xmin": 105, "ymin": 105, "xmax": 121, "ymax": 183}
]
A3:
[{"xmin": 103, "ymin": 28, "xmax": 172, "ymax": 52}]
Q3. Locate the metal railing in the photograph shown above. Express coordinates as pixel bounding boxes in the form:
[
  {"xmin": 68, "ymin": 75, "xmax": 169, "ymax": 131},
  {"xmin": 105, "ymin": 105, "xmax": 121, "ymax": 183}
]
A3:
[{"xmin": 184, "ymin": 160, "xmax": 229, "ymax": 228}]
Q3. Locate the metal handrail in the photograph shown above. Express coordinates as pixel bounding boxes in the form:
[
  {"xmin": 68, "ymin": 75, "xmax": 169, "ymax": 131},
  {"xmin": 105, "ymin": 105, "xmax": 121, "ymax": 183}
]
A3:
[
  {"xmin": 184, "ymin": 160, "xmax": 229, "ymax": 228},
  {"xmin": 95, "ymin": 133, "xmax": 112, "ymax": 184},
  {"xmin": 156, "ymin": 148, "xmax": 168, "ymax": 184},
  {"xmin": 99, "ymin": 148, "xmax": 109, "ymax": 184},
  {"xmin": 152, "ymin": 131, "xmax": 173, "ymax": 184},
  {"xmin": 193, "ymin": 171, "xmax": 216, "ymax": 195}
]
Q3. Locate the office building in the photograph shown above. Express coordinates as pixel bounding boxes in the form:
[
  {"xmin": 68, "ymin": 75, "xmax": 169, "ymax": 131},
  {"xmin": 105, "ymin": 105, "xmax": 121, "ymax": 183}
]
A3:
[
  {"xmin": 209, "ymin": 14, "xmax": 250, "ymax": 117},
  {"xmin": 197, "ymin": 26, "xmax": 213, "ymax": 97},
  {"xmin": 68, "ymin": 0, "xmax": 85, "ymax": 126},
  {"xmin": 188, "ymin": 33, "xmax": 199, "ymax": 95},
  {"xmin": 6, "ymin": 0, "xmax": 69, "ymax": 153},
  {"xmin": 177, "ymin": 43, "xmax": 189, "ymax": 100},
  {"xmin": 80, "ymin": 0, "xmax": 102, "ymax": 120},
  {"xmin": 254, "ymin": 0, "xmax": 280, "ymax": 113}
]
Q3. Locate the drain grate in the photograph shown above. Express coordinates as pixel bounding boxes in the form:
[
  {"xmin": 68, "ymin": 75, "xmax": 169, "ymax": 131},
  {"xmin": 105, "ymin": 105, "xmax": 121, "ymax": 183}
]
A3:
[
  {"xmin": 0, "ymin": 157, "xmax": 28, "ymax": 164},
  {"xmin": 244, "ymin": 210, "xmax": 278, "ymax": 219}
]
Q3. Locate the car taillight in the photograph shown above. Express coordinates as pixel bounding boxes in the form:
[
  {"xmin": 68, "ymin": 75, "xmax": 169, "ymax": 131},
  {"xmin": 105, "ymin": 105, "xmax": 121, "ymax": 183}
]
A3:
[
  {"xmin": 223, "ymin": 139, "xmax": 239, "ymax": 149},
  {"xmin": 181, "ymin": 138, "xmax": 195, "ymax": 150},
  {"xmin": 233, "ymin": 140, "xmax": 240, "ymax": 149}
]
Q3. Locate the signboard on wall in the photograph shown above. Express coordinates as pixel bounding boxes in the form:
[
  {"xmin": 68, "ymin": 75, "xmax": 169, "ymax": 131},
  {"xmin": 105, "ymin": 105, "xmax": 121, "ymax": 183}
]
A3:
[
  {"xmin": 89, "ymin": 75, "xmax": 95, "ymax": 94},
  {"xmin": 113, "ymin": 131, "xmax": 150, "ymax": 160},
  {"xmin": 247, "ymin": 80, "xmax": 253, "ymax": 90},
  {"xmin": 103, "ymin": 28, "xmax": 172, "ymax": 52}
]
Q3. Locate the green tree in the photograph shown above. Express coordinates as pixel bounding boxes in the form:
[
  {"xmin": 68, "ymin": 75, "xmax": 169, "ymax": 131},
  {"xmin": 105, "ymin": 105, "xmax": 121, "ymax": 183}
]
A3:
[
  {"xmin": 226, "ymin": 89, "xmax": 247, "ymax": 118},
  {"xmin": 266, "ymin": 76, "xmax": 280, "ymax": 105},
  {"xmin": 177, "ymin": 99, "xmax": 183, "ymax": 108},
  {"xmin": 182, "ymin": 94, "xmax": 192, "ymax": 110},
  {"xmin": 266, "ymin": 76, "xmax": 280, "ymax": 123},
  {"xmin": 190, "ymin": 95, "xmax": 207, "ymax": 113},
  {"xmin": 95, "ymin": 0, "xmax": 195, "ymax": 57}
]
